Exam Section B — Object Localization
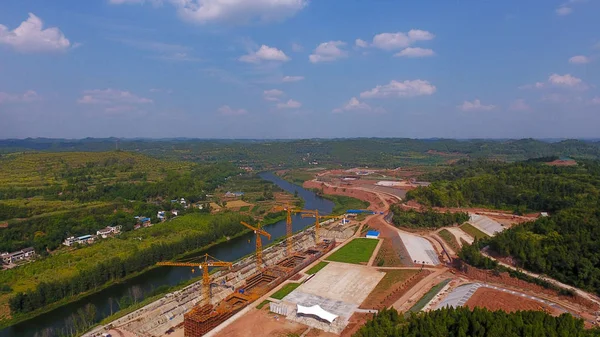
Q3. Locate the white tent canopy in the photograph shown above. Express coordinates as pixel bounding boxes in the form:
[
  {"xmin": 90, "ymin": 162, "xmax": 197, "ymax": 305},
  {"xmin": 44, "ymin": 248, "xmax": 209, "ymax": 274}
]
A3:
[{"xmin": 296, "ymin": 304, "xmax": 338, "ymax": 323}]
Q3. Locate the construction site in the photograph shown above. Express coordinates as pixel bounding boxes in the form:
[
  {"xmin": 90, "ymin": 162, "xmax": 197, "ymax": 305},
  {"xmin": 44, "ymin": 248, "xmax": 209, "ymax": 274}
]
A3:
[{"xmin": 87, "ymin": 168, "xmax": 600, "ymax": 337}]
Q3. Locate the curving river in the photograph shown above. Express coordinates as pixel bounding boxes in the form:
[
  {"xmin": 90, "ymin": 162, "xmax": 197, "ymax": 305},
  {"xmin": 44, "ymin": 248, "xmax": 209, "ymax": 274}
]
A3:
[{"xmin": 0, "ymin": 172, "xmax": 333, "ymax": 337}]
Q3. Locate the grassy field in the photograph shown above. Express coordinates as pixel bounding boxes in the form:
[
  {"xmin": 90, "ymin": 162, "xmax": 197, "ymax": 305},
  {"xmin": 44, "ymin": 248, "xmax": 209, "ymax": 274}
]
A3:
[
  {"xmin": 271, "ymin": 283, "xmax": 301, "ymax": 300},
  {"xmin": 319, "ymin": 194, "xmax": 370, "ymax": 215},
  {"xmin": 256, "ymin": 300, "xmax": 271, "ymax": 309},
  {"xmin": 326, "ymin": 238, "xmax": 379, "ymax": 264},
  {"xmin": 407, "ymin": 279, "xmax": 451, "ymax": 313},
  {"xmin": 438, "ymin": 229, "xmax": 460, "ymax": 251},
  {"xmin": 305, "ymin": 261, "xmax": 329, "ymax": 275},
  {"xmin": 0, "ymin": 151, "xmax": 192, "ymax": 188},
  {"xmin": 460, "ymin": 223, "xmax": 490, "ymax": 240},
  {"xmin": 280, "ymin": 170, "xmax": 317, "ymax": 185}
]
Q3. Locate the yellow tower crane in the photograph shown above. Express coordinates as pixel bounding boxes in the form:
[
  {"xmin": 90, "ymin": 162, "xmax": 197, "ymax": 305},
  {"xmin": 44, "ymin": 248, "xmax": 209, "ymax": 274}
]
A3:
[
  {"xmin": 273, "ymin": 204, "xmax": 303, "ymax": 255},
  {"xmin": 300, "ymin": 209, "xmax": 337, "ymax": 244},
  {"xmin": 240, "ymin": 221, "xmax": 271, "ymax": 270},
  {"xmin": 156, "ymin": 253, "xmax": 232, "ymax": 306}
]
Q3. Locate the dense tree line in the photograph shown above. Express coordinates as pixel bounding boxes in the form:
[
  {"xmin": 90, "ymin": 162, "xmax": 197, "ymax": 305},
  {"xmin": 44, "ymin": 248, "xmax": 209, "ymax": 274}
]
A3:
[
  {"xmin": 353, "ymin": 307, "xmax": 594, "ymax": 337},
  {"xmin": 390, "ymin": 206, "xmax": 469, "ymax": 229},
  {"xmin": 8, "ymin": 212, "xmax": 250, "ymax": 315},
  {"xmin": 410, "ymin": 159, "xmax": 600, "ymax": 295},
  {"xmin": 3, "ymin": 138, "xmax": 600, "ymax": 169}
]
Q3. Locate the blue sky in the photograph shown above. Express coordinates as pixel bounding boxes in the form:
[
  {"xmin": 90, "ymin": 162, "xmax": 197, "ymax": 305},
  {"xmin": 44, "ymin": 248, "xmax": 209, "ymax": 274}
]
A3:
[{"xmin": 0, "ymin": 0, "xmax": 599, "ymax": 139}]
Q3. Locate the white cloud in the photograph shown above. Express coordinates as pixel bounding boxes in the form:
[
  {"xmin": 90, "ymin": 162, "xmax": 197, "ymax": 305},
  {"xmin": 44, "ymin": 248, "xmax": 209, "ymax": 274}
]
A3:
[
  {"xmin": 173, "ymin": 0, "xmax": 307, "ymax": 24},
  {"xmin": 239, "ymin": 45, "xmax": 289, "ymax": 63},
  {"xmin": 309, "ymin": 41, "xmax": 347, "ymax": 63},
  {"xmin": 360, "ymin": 80, "xmax": 436, "ymax": 99},
  {"xmin": 282, "ymin": 75, "xmax": 304, "ymax": 82},
  {"xmin": 355, "ymin": 39, "xmax": 368, "ymax": 48},
  {"xmin": 458, "ymin": 99, "xmax": 496, "ymax": 112},
  {"xmin": 277, "ymin": 99, "xmax": 301, "ymax": 109},
  {"xmin": 548, "ymin": 73, "xmax": 584, "ymax": 87},
  {"xmin": 332, "ymin": 97, "xmax": 372, "ymax": 113},
  {"xmin": 521, "ymin": 74, "xmax": 587, "ymax": 90},
  {"xmin": 556, "ymin": 6, "xmax": 573, "ymax": 15},
  {"xmin": 291, "ymin": 43, "xmax": 303, "ymax": 52},
  {"xmin": 263, "ymin": 89, "xmax": 284, "ymax": 101},
  {"xmin": 569, "ymin": 55, "xmax": 590, "ymax": 64},
  {"xmin": 77, "ymin": 89, "xmax": 153, "ymax": 105},
  {"xmin": 0, "ymin": 90, "xmax": 39, "ymax": 104},
  {"xmin": 509, "ymin": 99, "xmax": 531, "ymax": 111},
  {"xmin": 394, "ymin": 47, "xmax": 434, "ymax": 58},
  {"xmin": 218, "ymin": 105, "xmax": 247, "ymax": 116},
  {"xmin": 0, "ymin": 13, "xmax": 71, "ymax": 52},
  {"xmin": 370, "ymin": 29, "xmax": 434, "ymax": 50}
]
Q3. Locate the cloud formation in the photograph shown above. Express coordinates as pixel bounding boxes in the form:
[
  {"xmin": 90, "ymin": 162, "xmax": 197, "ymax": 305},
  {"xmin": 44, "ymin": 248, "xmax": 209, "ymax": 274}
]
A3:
[
  {"xmin": 77, "ymin": 89, "xmax": 153, "ymax": 105},
  {"xmin": 332, "ymin": 97, "xmax": 373, "ymax": 113},
  {"xmin": 394, "ymin": 47, "xmax": 434, "ymax": 58},
  {"xmin": 112, "ymin": 0, "xmax": 307, "ymax": 24},
  {"xmin": 360, "ymin": 80, "xmax": 436, "ymax": 99},
  {"xmin": 309, "ymin": 41, "xmax": 347, "ymax": 63},
  {"xmin": 263, "ymin": 89, "xmax": 284, "ymax": 101},
  {"xmin": 458, "ymin": 99, "xmax": 495, "ymax": 112},
  {"xmin": 569, "ymin": 55, "xmax": 590, "ymax": 64},
  {"xmin": 218, "ymin": 105, "xmax": 247, "ymax": 116},
  {"xmin": 277, "ymin": 99, "xmax": 301, "ymax": 109},
  {"xmin": 521, "ymin": 74, "xmax": 587, "ymax": 90},
  {"xmin": 282, "ymin": 75, "xmax": 304, "ymax": 82},
  {"xmin": 239, "ymin": 45, "xmax": 290, "ymax": 63},
  {"xmin": 0, "ymin": 13, "xmax": 71, "ymax": 52},
  {"xmin": 0, "ymin": 90, "xmax": 39, "ymax": 104},
  {"xmin": 367, "ymin": 29, "xmax": 434, "ymax": 50}
]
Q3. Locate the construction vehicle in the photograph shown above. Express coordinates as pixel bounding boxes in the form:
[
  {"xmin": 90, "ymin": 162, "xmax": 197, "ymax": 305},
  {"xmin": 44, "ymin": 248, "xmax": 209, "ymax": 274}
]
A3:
[
  {"xmin": 240, "ymin": 221, "xmax": 271, "ymax": 270},
  {"xmin": 300, "ymin": 209, "xmax": 337, "ymax": 244},
  {"xmin": 157, "ymin": 254, "xmax": 233, "ymax": 306}
]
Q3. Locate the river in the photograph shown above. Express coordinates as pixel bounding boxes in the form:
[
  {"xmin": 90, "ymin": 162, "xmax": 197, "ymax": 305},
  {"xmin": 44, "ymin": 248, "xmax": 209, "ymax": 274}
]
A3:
[{"xmin": 0, "ymin": 172, "xmax": 334, "ymax": 337}]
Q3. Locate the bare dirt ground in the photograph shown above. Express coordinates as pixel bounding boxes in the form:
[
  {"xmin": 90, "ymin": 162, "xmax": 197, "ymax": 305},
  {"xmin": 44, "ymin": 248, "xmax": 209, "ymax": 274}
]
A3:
[
  {"xmin": 339, "ymin": 312, "xmax": 374, "ymax": 337},
  {"xmin": 546, "ymin": 159, "xmax": 577, "ymax": 166},
  {"xmin": 225, "ymin": 200, "xmax": 253, "ymax": 209},
  {"xmin": 212, "ymin": 308, "xmax": 307, "ymax": 337},
  {"xmin": 360, "ymin": 269, "xmax": 421, "ymax": 309},
  {"xmin": 465, "ymin": 287, "xmax": 562, "ymax": 315},
  {"xmin": 373, "ymin": 238, "xmax": 405, "ymax": 267}
]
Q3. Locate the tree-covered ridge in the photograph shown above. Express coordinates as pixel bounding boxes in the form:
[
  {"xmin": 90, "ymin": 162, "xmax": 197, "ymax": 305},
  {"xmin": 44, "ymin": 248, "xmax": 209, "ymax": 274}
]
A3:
[
  {"xmin": 4, "ymin": 212, "xmax": 251, "ymax": 315},
  {"xmin": 406, "ymin": 159, "xmax": 600, "ymax": 295},
  {"xmin": 2, "ymin": 138, "xmax": 600, "ymax": 168},
  {"xmin": 407, "ymin": 159, "xmax": 600, "ymax": 213},
  {"xmin": 353, "ymin": 307, "xmax": 593, "ymax": 337},
  {"xmin": 389, "ymin": 206, "xmax": 469, "ymax": 229}
]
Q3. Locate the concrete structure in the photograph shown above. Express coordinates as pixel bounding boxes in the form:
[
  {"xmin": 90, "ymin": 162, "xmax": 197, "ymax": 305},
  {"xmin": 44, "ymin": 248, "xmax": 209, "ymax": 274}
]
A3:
[
  {"xmin": 96, "ymin": 225, "xmax": 122, "ymax": 239},
  {"xmin": 398, "ymin": 232, "xmax": 440, "ymax": 265},
  {"xmin": 436, "ymin": 283, "xmax": 481, "ymax": 309},
  {"xmin": 469, "ymin": 214, "xmax": 506, "ymax": 236},
  {"xmin": 1, "ymin": 247, "xmax": 35, "ymax": 264},
  {"xmin": 296, "ymin": 304, "xmax": 338, "ymax": 323},
  {"xmin": 376, "ymin": 180, "xmax": 403, "ymax": 187},
  {"xmin": 63, "ymin": 235, "xmax": 97, "ymax": 246}
]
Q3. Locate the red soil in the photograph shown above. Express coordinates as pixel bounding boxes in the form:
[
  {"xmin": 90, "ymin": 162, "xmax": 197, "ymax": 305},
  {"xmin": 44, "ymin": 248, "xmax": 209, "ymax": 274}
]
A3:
[{"xmin": 465, "ymin": 287, "xmax": 562, "ymax": 315}]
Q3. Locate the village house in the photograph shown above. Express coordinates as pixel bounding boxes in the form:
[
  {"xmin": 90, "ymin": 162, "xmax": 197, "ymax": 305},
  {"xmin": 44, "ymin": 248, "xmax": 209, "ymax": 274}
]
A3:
[
  {"xmin": 157, "ymin": 211, "xmax": 166, "ymax": 221},
  {"xmin": 96, "ymin": 225, "xmax": 122, "ymax": 239},
  {"xmin": 224, "ymin": 191, "xmax": 244, "ymax": 198},
  {"xmin": 134, "ymin": 217, "xmax": 152, "ymax": 230},
  {"xmin": 1, "ymin": 247, "xmax": 35, "ymax": 265},
  {"xmin": 63, "ymin": 234, "xmax": 97, "ymax": 247}
]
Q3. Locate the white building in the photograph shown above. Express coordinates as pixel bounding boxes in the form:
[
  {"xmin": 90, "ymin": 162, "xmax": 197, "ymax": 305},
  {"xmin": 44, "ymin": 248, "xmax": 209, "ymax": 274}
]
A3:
[
  {"xmin": 63, "ymin": 235, "xmax": 97, "ymax": 247},
  {"xmin": 96, "ymin": 225, "xmax": 122, "ymax": 239},
  {"xmin": 1, "ymin": 247, "xmax": 35, "ymax": 265}
]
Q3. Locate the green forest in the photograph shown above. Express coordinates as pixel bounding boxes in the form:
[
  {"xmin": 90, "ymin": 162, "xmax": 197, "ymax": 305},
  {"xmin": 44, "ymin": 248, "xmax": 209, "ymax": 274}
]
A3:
[
  {"xmin": 353, "ymin": 307, "xmax": 594, "ymax": 337},
  {"xmin": 390, "ymin": 206, "xmax": 469, "ymax": 229},
  {"xmin": 408, "ymin": 159, "xmax": 600, "ymax": 295}
]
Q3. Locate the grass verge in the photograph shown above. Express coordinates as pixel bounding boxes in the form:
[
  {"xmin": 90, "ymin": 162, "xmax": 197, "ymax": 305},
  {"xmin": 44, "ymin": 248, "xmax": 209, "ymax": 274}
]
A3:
[
  {"xmin": 306, "ymin": 262, "xmax": 329, "ymax": 275},
  {"xmin": 318, "ymin": 194, "xmax": 370, "ymax": 215},
  {"xmin": 407, "ymin": 279, "xmax": 451, "ymax": 314},
  {"xmin": 438, "ymin": 229, "xmax": 460, "ymax": 251},
  {"xmin": 271, "ymin": 283, "xmax": 301, "ymax": 300},
  {"xmin": 256, "ymin": 300, "xmax": 271, "ymax": 310},
  {"xmin": 460, "ymin": 223, "xmax": 489, "ymax": 240},
  {"xmin": 326, "ymin": 238, "xmax": 379, "ymax": 265}
]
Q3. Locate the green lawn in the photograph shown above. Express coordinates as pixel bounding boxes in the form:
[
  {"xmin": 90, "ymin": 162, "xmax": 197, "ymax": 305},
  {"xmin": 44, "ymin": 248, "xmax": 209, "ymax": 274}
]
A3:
[
  {"xmin": 460, "ymin": 223, "xmax": 490, "ymax": 240},
  {"xmin": 306, "ymin": 261, "xmax": 329, "ymax": 275},
  {"xmin": 408, "ymin": 279, "xmax": 451, "ymax": 313},
  {"xmin": 326, "ymin": 238, "xmax": 379, "ymax": 264},
  {"xmin": 239, "ymin": 206, "xmax": 250, "ymax": 211},
  {"xmin": 256, "ymin": 299, "xmax": 271, "ymax": 309},
  {"xmin": 270, "ymin": 283, "xmax": 301, "ymax": 300},
  {"xmin": 320, "ymin": 194, "xmax": 370, "ymax": 215},
  {"xmin": 438, "ymin": 229, "xmax": 460, "ymax": 251}
]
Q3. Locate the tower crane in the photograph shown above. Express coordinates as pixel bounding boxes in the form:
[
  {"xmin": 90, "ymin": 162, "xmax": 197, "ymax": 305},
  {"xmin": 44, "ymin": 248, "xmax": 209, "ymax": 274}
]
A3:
[
  {"xmin": 240, "ymin": 221, "xmax": 271, "ymax": 270},
  {"xmin": 300, "ymin": 209, "xmax": 337, "ymax": 244},
  {"xmin": 273, "ymin": 203, "xmax": 303, "ymax": 255},
  {"xmin": 156, "ymin": 253, "xmax": 232, "ymax": 306}
]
